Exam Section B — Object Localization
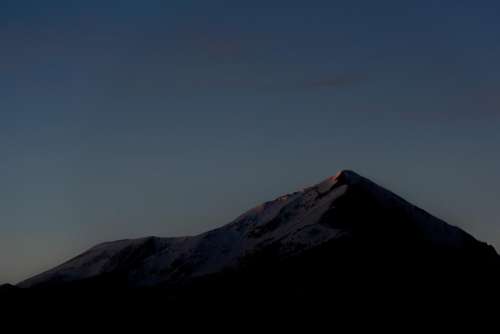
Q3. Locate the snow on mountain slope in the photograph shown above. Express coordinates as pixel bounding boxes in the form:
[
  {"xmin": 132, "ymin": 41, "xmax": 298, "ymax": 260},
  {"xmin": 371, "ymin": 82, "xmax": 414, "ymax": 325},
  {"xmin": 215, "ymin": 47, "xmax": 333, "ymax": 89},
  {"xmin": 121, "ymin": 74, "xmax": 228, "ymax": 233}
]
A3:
[{"xmin": 18, "ymin": 170, "xmax": 493, "ymax": 288}]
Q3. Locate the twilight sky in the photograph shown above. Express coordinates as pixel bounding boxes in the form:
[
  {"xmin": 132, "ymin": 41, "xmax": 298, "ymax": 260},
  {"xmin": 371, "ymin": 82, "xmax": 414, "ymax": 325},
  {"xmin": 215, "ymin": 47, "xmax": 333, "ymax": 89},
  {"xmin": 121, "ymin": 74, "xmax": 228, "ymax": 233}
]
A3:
[{"xmin": 1, "ymin": 0, "xmax": 500, "ymax": 283}]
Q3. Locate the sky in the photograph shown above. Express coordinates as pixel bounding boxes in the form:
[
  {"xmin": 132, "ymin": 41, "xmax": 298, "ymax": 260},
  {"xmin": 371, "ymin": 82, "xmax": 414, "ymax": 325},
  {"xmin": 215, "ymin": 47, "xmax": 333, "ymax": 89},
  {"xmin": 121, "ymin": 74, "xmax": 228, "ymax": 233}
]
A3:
[{"xmin": 1, "ymin": 0, "xmax": 500, "ymax": 284}]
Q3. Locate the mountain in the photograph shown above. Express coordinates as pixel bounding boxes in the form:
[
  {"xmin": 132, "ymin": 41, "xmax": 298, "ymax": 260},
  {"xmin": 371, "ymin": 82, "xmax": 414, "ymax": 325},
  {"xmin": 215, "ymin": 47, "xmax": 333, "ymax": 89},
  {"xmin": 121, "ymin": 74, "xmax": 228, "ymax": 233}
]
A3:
[{"xmin": 17, "ymin": 170, "xmax": 500, "ymax": 299}]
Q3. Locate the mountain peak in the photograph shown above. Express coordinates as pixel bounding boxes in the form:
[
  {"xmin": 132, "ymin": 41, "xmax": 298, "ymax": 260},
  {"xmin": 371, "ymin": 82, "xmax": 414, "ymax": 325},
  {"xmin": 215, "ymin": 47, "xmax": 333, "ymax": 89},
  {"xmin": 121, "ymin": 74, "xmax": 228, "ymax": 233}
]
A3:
[
  {"xmin": 333, "ymin": 169, "xmax": 363, "ymax": 183},
  {"xmin": 17, "ymin": 169, "xmax": 500, "ymax": 291},
  {"xmin": 314, "ymin": 169, "xmax": 361, "ymax": 194}
]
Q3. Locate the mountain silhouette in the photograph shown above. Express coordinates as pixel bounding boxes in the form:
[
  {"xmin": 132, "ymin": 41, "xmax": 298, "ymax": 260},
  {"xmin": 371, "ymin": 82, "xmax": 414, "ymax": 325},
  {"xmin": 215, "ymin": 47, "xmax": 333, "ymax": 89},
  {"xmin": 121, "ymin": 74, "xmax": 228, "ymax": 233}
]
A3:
[{"xmin": 15, "ymin": 170, "xmax": 500, "ymax": 301}]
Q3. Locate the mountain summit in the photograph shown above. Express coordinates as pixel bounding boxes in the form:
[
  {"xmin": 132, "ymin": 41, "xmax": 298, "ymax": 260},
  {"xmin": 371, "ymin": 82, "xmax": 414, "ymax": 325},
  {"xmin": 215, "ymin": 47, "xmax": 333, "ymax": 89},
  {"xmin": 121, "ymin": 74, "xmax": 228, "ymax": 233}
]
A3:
[{"xmin": 18, "ymin": 170, "xmax": 500, "ymax": 297}]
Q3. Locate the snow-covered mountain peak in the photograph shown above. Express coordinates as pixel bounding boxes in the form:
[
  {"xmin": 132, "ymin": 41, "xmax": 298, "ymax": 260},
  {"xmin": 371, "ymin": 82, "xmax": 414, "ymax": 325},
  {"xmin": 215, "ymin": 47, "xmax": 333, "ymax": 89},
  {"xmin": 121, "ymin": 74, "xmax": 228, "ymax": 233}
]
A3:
[
  {"xmin": 311, "ymin": 170, "xmax": 363, "ymax": 192},
  {"xmin": 17, "ymin": 169, "xmax": 500, "ymax": 290},
  {"xmin": 333, "ymin": 169, "xmax": 364, "ymax": 184}
]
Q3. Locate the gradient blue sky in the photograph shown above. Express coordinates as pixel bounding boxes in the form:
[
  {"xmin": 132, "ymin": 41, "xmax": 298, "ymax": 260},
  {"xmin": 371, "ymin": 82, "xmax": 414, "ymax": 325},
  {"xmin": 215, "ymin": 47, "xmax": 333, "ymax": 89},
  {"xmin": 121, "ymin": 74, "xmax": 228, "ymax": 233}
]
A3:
[{"xmin": 1, "ymin": 0, "xmax": 500, "ymax": 283}]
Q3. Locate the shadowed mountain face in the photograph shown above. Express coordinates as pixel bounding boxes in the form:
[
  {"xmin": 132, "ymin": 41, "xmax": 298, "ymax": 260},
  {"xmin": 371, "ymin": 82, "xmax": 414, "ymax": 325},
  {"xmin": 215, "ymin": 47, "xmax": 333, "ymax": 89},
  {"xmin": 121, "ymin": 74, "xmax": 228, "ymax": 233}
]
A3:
[{"xmin": 16, "ymin": 170, "xmax": 500, "ymax": 298}]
